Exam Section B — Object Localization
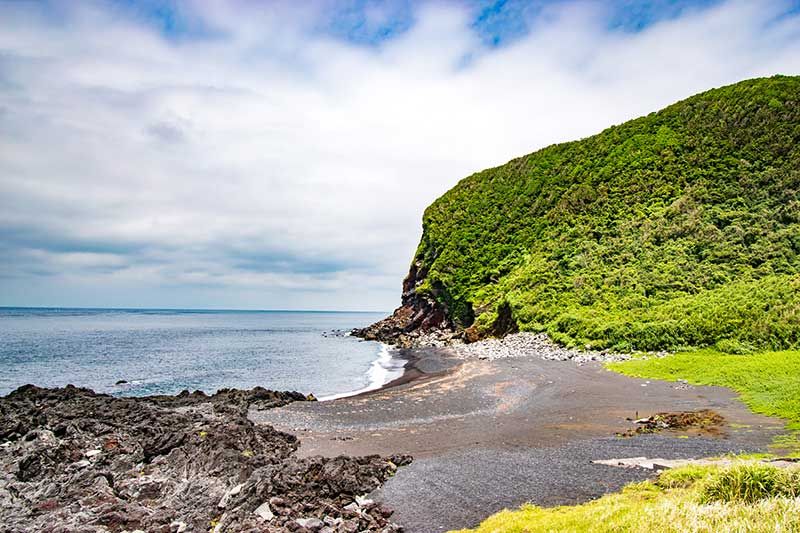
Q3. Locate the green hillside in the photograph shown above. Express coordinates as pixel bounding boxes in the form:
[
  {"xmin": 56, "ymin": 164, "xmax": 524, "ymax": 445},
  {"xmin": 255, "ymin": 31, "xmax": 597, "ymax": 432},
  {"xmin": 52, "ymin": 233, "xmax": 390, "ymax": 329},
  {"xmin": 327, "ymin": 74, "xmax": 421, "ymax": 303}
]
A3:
[{"xmin": 412, "ymin": 75, "xmax": 800, "ymax": 352}]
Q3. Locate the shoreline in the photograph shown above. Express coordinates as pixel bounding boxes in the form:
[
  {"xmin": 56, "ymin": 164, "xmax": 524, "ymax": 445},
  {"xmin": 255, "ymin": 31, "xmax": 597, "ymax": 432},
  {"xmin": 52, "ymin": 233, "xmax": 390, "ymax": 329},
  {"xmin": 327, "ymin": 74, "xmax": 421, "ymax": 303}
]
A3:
[
  {"xmin": 320, "ymin": 341, "xmax": 462, "ymax": 402},
  {"xmin": 347, "ymin": 344, "xmax": 463, "ymax": 401},
  {"xmin": 253, "ymin": 349, "xmax": 788, "ymax": 532},
  {"xmin": 1, "ymin": 342, "xmax": 792, "ymax": 532}
]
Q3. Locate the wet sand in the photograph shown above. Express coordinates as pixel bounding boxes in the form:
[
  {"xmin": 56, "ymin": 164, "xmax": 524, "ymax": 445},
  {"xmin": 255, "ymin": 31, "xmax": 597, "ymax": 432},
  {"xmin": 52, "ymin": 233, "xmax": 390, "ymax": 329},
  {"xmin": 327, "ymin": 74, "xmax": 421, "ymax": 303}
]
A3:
[{"xmin": 251, "ymin": 350, "xmax": 786, "ymax": 532}]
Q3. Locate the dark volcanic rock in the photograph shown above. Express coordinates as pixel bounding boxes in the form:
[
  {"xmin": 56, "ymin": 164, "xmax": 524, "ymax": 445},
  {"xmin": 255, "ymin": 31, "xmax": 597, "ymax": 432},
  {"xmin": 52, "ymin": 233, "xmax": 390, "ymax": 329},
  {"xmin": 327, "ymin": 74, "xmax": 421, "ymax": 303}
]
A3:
[
  {"xmin": 353, "ymin": 261, "xmax": 455, "ymax": 347},
  {"xmin": 0, "ymin": 385, "xmax": 409, "ymax": 532}
]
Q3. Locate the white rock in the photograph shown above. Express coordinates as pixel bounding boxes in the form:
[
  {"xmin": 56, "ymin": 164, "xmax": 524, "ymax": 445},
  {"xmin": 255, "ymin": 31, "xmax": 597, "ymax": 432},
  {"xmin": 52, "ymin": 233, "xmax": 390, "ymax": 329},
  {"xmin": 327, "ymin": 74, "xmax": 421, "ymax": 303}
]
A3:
[
  {"xmin": 74, "ymin": 460, "xmax": 91, "ymax": 468},
  {"xmin": 355, "ymin": 495, "xmax": 373, "ymax": 507},
  {"xmin": 85, "ymin": 449, "xmax": 102, "ymax": 458},
  {"xmin": 253, "ymin": 501, "xmax": 273, "ymax": 521},
  {"xmin": 170, "ymin": 521, "xmax": 188, "ymax": 533},
  {"xmin": 218, "ymin": 483, "xmax": 244, "ymax": 508},
  {"xmin": 296, "ymin": 517, "xmax": 324, "ymax": 529}
]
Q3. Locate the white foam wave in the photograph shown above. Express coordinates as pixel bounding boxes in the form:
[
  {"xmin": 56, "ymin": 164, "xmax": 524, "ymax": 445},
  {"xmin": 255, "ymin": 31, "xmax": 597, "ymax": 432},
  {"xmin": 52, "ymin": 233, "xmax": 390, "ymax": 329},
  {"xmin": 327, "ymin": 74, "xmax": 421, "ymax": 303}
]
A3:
[{"xmin": 318, "ymin": 343, "xmax": 406, "ymax": 401}]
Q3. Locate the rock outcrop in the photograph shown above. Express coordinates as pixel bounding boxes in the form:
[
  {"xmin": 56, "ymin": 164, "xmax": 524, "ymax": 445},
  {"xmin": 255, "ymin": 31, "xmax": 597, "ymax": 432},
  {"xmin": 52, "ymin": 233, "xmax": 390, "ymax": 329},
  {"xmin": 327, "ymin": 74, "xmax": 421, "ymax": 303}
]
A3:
[
  {"xmin": 353, "ymin": 260, "xmax": 456, "ymax": 347},
  {"xmin": 0, "ymin": 385, "xmax": 411, "ymax": 532}
]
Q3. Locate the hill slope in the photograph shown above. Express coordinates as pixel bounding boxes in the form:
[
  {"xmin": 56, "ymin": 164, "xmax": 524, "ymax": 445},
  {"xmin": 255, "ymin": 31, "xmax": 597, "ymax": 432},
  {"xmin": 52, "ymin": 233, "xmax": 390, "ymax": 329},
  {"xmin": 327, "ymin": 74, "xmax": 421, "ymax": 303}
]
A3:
[{"xmin": 360, "ymin": 76, "xmax": 800, "ymax": 352}]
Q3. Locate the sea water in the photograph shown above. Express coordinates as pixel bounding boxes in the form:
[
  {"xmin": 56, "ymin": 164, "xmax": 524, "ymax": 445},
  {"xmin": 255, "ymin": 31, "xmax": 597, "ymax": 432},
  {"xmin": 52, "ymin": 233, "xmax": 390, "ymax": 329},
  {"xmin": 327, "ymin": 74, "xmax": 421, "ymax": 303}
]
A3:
[{"xmin": 0, "ymin": 308, "xmax": 405, "ymax": 399}]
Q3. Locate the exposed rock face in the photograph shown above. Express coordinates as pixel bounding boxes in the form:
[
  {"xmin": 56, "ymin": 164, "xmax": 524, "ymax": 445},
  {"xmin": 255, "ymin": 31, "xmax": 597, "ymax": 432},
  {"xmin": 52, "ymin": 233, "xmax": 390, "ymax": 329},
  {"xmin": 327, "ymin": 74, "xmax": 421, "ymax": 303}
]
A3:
[
  {"xmin": 353, "ymin": 261, "xmax": 456, "ymax": 347},
  {"xmin": 0, "ymin": 385, "xmax": 410, "ymax": 532}
]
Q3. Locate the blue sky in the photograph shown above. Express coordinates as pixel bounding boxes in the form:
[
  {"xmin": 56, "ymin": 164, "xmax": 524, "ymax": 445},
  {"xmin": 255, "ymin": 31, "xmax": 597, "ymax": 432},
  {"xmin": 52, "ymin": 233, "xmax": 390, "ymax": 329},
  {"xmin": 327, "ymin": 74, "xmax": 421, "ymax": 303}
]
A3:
[
  {"xmin": 114, "ymin": 1, "xmax": 732, "ymax": 44},
  {"xmin": 1, "ymin": 0, "xmax": 800, "ymax": 311}
]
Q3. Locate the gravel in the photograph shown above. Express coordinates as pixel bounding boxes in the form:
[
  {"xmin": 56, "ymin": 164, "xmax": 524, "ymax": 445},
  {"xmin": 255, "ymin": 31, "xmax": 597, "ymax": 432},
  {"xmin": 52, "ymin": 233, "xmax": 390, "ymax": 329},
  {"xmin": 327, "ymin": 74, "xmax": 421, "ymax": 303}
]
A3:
[
  {"xmin": 374, "ymin": 434, "xmax": 771, "ymax": 532},
  {"xmin": 451, "ymin": 332, "xmax": 636, "ymax": 363}
]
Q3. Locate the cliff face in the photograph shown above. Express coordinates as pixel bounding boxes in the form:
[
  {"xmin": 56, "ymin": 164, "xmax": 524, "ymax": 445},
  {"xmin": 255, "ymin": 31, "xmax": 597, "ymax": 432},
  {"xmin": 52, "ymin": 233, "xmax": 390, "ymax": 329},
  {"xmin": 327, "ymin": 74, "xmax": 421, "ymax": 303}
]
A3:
[
  {"xmin": 353, "ymin": 260, "xmax": 456, "ymax": 347},
  {"xmin": 358, "ymin": 76, "xmax": 800, "ymax": 352}
]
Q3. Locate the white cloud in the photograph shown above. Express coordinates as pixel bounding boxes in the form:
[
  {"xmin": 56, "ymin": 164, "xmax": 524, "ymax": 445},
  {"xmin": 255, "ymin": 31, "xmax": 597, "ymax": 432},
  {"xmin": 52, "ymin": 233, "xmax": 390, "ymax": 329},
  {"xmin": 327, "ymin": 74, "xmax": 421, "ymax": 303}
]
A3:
[{"xmin": 1, "ymin": 0, "xmax": 799, "ymax": 310}]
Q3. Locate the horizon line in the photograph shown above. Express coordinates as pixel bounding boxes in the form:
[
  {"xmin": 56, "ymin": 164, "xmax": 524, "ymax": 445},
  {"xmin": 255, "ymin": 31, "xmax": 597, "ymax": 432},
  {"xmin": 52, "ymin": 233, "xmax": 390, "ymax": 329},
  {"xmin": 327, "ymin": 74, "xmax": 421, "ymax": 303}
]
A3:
[{"xmin": 0, "ymin": 305, "xmax": 388, "ymax": 314}]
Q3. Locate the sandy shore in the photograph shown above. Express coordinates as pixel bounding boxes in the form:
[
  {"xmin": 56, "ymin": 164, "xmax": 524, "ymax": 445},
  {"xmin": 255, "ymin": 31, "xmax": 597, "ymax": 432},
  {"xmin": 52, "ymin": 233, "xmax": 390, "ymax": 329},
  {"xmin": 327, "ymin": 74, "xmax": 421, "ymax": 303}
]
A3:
[{"xmin": 251, "ymin": 348, "xmax": 787, "ymax": 532}]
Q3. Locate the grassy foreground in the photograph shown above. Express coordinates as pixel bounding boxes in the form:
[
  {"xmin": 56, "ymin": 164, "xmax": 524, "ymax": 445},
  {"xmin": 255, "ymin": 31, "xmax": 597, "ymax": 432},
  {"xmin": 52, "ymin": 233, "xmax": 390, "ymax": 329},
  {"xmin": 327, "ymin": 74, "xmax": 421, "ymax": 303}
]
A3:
[
  {"xmin": 452, "ymin": 464, "xmax": 800, "ymax": 533},
  {"xmin": 453, "ymin": 349, "xmax": 800, "ymax": 532}
]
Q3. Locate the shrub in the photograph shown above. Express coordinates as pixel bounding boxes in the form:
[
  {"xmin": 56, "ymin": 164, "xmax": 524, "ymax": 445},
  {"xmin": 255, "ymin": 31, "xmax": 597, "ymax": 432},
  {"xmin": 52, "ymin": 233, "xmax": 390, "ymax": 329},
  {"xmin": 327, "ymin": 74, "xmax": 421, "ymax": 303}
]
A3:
[{"xmin": 699, "ymin": 464, "xmax": 800, "ymax": 503}]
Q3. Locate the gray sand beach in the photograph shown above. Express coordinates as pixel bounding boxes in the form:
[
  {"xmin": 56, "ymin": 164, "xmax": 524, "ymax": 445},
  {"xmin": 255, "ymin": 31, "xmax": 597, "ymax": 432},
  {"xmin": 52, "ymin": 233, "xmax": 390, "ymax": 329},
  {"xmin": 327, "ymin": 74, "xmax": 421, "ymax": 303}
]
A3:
[{"xmin": 251, "ymin": 348, "xmax": 786, "ymax": 532}]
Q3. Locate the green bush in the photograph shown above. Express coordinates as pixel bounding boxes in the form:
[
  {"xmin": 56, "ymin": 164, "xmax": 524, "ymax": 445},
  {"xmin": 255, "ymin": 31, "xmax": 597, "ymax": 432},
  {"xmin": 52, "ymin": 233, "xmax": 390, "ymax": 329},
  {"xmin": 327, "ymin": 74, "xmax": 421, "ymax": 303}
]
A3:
[
  {"xmin": 699, "ymin": 464, "xmax": 800, "ymax": 503},
  {"xmin": 408, "ymin": 76, "xmax": 800, "ymax": 351}
]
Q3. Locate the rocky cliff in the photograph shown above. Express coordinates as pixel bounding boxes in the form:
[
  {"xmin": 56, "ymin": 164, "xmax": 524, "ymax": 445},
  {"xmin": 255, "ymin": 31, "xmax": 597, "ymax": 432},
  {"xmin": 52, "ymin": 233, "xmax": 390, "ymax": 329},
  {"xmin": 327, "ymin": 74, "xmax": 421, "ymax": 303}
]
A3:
[{"xmin": 353, "ymin": 260, "xmax": 457, "ymax": 347}]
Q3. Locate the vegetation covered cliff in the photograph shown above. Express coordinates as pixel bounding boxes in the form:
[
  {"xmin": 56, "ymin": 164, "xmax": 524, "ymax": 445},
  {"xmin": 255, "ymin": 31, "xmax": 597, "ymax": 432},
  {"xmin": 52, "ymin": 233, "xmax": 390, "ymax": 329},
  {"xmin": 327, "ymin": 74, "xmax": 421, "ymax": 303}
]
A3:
[{"xmin": 361, "ymin": 76, "xmax": 800, "ymax": 352}]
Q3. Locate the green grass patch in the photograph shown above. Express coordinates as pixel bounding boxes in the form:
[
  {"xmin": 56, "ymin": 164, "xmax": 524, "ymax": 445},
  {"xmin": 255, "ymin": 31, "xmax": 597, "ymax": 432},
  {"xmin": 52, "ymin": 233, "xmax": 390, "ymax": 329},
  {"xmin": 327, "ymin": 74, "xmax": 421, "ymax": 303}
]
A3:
[
  {"xmin": 607, "ymin": 350, "xmax": 800, "ymax": 434},
  {"xmin": 700, "ymin": 463, "xmax": 800, "ymax": 503},
  {"xmin": 453, "ymin": 464, "xmax": 800, "ymax": 533}
]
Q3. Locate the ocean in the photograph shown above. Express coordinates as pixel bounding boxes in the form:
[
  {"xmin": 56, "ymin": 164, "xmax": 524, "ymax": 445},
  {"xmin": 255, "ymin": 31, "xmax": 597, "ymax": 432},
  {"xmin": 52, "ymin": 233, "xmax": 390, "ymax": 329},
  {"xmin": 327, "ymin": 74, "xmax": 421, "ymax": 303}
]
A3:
[{"xmin": 0, "ymin": 308, "xmax": 404, "ymax": 400}]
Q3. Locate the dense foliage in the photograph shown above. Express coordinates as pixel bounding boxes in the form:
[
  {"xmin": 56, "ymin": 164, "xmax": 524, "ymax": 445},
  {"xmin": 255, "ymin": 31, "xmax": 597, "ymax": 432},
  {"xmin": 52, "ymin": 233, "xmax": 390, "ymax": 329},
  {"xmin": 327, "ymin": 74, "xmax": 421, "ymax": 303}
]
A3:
[{"xmin": 413, "ymin": 76, "xmax": 800, "ymax": 351}]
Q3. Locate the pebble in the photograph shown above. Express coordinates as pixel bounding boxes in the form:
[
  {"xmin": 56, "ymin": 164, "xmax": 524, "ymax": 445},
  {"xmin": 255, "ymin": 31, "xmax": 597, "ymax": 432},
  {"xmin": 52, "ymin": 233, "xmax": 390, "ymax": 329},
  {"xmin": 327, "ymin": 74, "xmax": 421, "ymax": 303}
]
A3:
[
  {"xmin": 451, "ymin": 332, "xmax": 639, "ymax": 363},
  {"xmin": 296, "ymin": 517, "xmax": 324, "ymax": 529},
  {"xmin": 355, "ymin": 495, "xmax": 373, "ymax": 507},
  {"xmin": 253, "ymin": 501, "xmax": 274, "ymax": 520},
  {"xmin": 218, "ymin": 483, "xmax": 243, "ymax": 508}
]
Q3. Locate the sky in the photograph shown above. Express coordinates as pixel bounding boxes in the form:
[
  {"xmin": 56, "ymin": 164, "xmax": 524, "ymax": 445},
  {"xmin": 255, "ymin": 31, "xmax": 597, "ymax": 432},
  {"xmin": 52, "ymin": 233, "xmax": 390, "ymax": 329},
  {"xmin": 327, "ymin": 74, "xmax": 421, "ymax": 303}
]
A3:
[{"xmin": 1, "ymin": 0, "xmax": 800, "ymax": 312}]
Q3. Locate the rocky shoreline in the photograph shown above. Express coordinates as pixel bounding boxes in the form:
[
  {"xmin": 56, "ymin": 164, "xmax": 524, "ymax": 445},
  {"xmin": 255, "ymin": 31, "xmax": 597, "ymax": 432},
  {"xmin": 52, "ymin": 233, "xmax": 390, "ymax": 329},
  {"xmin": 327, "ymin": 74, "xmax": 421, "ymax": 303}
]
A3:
[
  {"xmin": 357, "ymin": 327, "xmax": 636, "ymax": 364},
  {"xmin": 0, "ymin": 385, "xmax": 411, "ymax": 533},
  {"xmin": 450, "ymin": 332, "xmax": 634, "ymax": 363}
]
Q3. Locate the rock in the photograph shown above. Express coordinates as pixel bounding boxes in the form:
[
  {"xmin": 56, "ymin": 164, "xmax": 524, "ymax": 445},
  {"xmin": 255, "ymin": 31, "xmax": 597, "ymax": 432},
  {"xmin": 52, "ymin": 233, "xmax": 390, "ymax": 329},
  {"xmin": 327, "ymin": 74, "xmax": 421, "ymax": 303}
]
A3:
[
  {"xmin": 340, "ymin": 519, "xmax": 360, "ymax": 533},
  {"xmin": 218, "ymin": 483, "xmax": 244, "ymax": 508},
  {"xmin": 254, "ymin": 501, "xmax": 274, "ymax": 521},
  {"xmin": 0, "ymin": 385, "xmax": 405, "ymax": 531},
  {"xmin": 452, "ymin": 332, "xmax": 634, "ymax": 363},
  {"xmin": 355, "ymin": 495, "xmax": 374, "ymax": 508},
  {"xmin": 463, "ymin": 325, "xmax": 481, "ymax": 344},
  {"xmin": 269, "ymin": 496, "xmax": 287, "ymax": 508},
  {"xmin": 351, "ymin": 261, "xmax": 454, "ymax": 347},
  {"xmin": 323, "ymin": 516, "xmax": 342, "ymax": 526},
  {"xmin": 296, "ymin": 517, "xmax": 324, "ymax": 529}
]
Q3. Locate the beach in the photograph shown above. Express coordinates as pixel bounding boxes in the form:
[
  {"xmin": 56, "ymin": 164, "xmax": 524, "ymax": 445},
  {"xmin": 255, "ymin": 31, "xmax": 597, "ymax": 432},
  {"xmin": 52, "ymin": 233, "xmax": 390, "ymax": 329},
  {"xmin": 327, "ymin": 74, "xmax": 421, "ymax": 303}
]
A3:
[
  {"xmin": 0, "ymin": 330, "xmax": 790, "ymax": 532},
  {"xmin": 253, "ymin": 346, "xmax": 786, "ymax": 532}
]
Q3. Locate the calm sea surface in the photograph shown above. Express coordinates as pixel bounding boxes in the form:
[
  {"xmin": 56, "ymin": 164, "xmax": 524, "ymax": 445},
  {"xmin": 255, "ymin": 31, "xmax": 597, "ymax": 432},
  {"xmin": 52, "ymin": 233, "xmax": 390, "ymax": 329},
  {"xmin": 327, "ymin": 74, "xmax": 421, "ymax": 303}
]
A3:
[{"xmin": 0, "ymin": 308, "xmax": 403, "ymax": 399}]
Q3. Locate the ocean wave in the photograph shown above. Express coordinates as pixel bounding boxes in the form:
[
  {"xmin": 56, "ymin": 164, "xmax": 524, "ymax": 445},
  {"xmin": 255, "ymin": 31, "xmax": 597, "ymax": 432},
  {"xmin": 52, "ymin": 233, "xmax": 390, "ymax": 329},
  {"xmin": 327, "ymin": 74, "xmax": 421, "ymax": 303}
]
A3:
[{"xmin": 318, "ymin": 344, "xmax": 406, "ymax": 401}]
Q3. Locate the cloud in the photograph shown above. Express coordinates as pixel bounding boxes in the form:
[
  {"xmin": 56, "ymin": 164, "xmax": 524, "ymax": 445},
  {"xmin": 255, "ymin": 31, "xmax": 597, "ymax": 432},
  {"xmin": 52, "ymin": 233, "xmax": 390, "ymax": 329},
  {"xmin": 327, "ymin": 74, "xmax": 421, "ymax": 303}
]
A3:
[{"xmin": 1, "ymin": 0, "xmax": 799, "ymax": 310}]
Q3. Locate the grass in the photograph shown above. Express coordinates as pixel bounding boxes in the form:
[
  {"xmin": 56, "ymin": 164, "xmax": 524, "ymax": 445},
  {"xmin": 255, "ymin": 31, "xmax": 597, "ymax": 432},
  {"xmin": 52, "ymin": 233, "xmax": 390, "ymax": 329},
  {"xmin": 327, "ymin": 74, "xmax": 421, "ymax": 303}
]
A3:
[
  {"xmin": 700, "ymin": 463, "xmax": 800, "ymax": 503},
  {"xmin": 452, "ymin": 464, "xmax": 800, "ymax": 533},
  {"xmin": 607, "ymin": 349, "xmax": 800, "ymax": 435}
]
